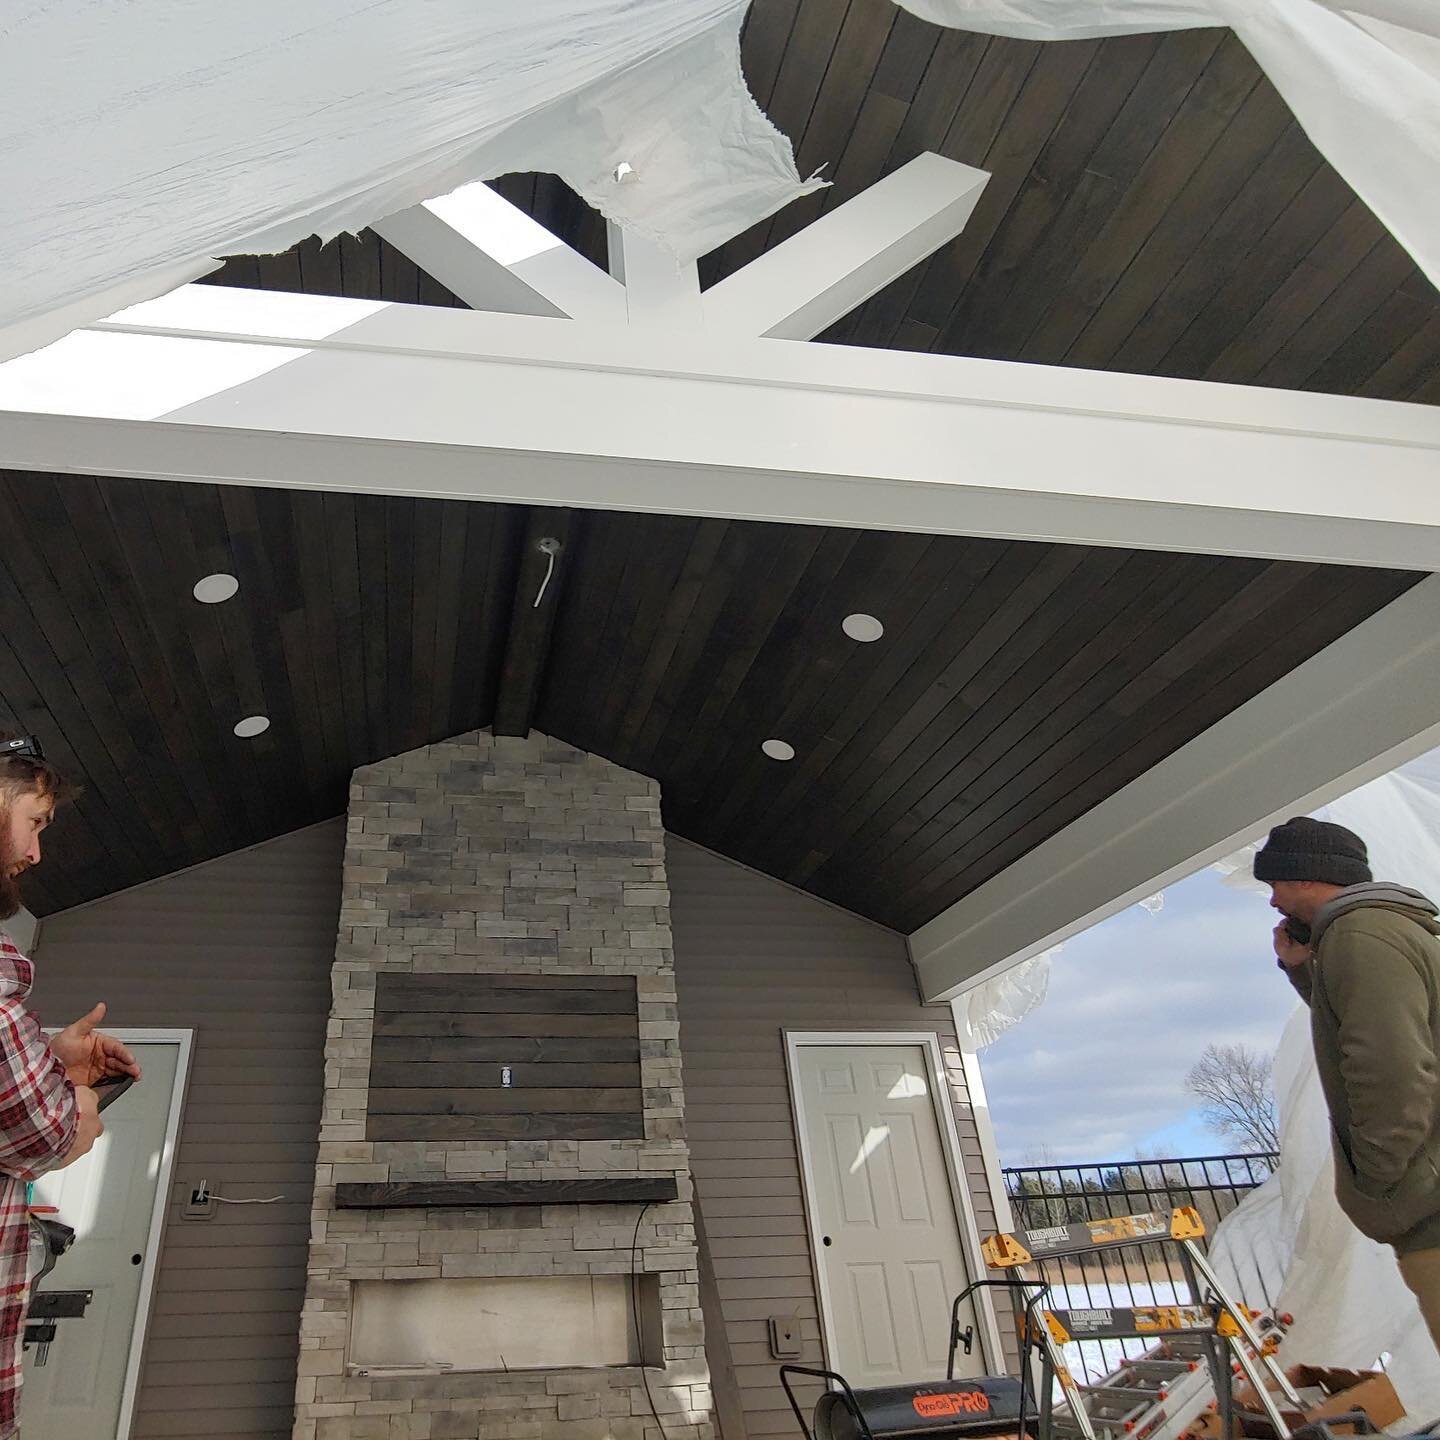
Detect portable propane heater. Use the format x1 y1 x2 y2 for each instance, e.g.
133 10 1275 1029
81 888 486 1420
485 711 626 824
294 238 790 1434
781 1280 1043 1440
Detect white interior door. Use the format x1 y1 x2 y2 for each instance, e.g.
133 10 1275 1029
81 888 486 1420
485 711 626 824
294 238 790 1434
23 1038 184 1439
796 1041 983 1386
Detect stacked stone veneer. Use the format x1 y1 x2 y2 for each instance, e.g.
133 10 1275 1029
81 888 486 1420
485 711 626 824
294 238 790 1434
294 730 712 1440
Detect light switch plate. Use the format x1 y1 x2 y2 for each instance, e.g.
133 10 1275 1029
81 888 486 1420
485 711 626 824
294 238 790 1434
768 1315 802 1360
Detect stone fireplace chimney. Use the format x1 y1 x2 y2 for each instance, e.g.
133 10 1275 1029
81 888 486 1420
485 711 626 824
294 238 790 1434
294 731 713 1440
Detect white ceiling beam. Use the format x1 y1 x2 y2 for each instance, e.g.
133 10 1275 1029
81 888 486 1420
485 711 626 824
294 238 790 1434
1 290 1438 569
607 222 703 330
373 183 626 323
703 153 989 340
909 572 1440 1003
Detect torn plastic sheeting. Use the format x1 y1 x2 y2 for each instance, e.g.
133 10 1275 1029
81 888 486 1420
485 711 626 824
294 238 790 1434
1208 1009 1440 1422
0 0 819 359
894 0 1440 296
1215 746 1440 901
954 950 1054 1050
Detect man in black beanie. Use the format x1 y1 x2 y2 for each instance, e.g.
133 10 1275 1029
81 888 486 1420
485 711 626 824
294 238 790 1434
1257 816 1440 1350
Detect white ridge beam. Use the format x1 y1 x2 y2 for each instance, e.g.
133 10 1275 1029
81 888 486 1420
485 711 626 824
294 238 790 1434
1 290 1438 570
373 183 625 323
909 573 1440 1002
703 153 989 340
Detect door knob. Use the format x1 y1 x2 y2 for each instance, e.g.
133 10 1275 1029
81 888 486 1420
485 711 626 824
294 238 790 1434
822 1236 832 1247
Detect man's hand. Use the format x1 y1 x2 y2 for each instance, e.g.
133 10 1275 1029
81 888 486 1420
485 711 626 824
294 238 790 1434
1273 921 1313 970
51 1003 142 1088
56 1085 103 1170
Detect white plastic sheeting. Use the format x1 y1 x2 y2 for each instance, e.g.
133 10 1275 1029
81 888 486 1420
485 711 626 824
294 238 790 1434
956 894 1167 1048
1206 747 1440 1420
894 1 1440 296
954 950 1055 1050
0 0 819 360
1214 750 1440 903
1208 1011 1440 1423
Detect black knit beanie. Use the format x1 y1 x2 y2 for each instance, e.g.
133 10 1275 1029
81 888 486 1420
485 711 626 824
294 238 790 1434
1253 816 1372 887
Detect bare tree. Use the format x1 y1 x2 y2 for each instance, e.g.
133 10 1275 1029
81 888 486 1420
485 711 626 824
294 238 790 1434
1185 1044 1280 1153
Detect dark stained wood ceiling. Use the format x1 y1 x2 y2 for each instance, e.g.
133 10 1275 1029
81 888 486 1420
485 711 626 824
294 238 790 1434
209 4 1440 403
0 470 1418 931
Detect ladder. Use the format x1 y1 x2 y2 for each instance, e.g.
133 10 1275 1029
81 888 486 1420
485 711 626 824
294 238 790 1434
1050 1338 1216 1440
982 1207 1302 1440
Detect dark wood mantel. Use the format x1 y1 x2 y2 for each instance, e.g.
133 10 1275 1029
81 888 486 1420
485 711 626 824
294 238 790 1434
334 1178 680 1210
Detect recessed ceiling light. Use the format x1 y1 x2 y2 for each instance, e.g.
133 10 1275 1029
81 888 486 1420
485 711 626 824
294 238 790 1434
233 715 270 738
843 613 884 643
762 739 795 762
193 573 239 604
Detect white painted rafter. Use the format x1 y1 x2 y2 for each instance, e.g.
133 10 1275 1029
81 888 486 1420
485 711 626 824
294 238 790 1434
909 573 1440 1002
606 222 703 330
1 287 1437 570
703 153 989 340
373 182 626 323
370 152 985 338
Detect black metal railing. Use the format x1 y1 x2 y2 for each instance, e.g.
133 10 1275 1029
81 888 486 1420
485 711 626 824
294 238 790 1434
1000 1152 1278 1383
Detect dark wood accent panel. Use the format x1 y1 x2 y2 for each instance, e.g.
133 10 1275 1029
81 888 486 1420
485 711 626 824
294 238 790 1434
368 1087 644 1114
366 972 644 1142
335 1178 679 1209
373 1013 639 1044
372 1036 639 1064
367 1113 647 1142
369 1049 639 1083
377 981 637 1015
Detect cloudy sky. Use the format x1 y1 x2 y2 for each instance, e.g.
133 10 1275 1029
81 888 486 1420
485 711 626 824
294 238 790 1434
978 865 1302 1166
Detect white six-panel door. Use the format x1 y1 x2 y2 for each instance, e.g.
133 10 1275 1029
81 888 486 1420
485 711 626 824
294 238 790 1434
794 1041 986 1385
24 1036 187 1439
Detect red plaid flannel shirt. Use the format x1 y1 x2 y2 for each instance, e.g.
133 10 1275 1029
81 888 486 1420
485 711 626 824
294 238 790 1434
0 933 78 1438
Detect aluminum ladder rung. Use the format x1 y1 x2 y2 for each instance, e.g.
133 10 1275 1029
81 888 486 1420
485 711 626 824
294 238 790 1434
1121 1360 1200 1380
1084 1384 1169 1405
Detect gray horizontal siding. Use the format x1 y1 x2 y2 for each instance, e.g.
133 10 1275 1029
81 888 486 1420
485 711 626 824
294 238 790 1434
30 820 344 1440
22 818 1005 1440
666 838 1007 1440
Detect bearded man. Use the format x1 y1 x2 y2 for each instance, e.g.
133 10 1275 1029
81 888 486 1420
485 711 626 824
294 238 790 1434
1259 814 1440 1353
0 735 140 1438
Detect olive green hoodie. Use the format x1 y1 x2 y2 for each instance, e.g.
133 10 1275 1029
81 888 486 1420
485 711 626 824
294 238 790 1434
1287 881 1440 1254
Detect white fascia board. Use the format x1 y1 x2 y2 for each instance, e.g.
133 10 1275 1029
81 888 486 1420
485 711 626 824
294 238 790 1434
911 573 1440 1003
373 183 625 323
703 153 990 340
1 293 1438 569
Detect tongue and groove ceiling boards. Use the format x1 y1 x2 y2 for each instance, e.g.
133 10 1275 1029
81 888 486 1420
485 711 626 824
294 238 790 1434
209 3 1440 400
0 470 1420 928
2 1 1436 931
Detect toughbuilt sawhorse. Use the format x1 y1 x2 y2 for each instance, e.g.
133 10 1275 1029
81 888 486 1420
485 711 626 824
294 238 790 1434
983 1207 1302 1440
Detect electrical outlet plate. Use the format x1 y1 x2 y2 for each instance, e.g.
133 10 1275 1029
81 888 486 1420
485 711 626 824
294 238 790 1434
768 1315 802 1360
181 1184 215 1222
